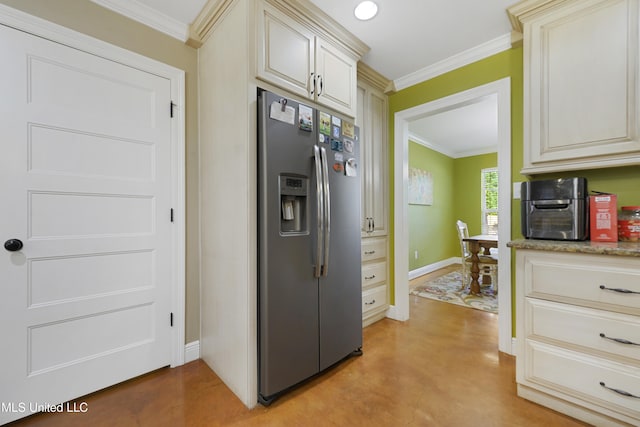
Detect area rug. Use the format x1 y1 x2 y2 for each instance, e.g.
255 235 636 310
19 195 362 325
410 269 498 314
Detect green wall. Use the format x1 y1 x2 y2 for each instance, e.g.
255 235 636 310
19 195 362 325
408 142 497 271
408 142 456 270
454 153 498 236
390 44 640 337
389 47 525 307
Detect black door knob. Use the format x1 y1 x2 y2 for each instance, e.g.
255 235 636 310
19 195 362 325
4 239 23 252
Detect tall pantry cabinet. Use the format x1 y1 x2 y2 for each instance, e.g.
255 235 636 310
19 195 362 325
357 63 391 327
190 0 367 409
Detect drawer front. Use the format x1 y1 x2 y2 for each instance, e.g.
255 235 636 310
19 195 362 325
362 285 388 315
526 298 640 362
523 341 640 419
362 261 386 288
521 251 640 311
361 237 387 262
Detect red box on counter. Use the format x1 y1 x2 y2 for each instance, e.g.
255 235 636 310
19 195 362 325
589 193 617 242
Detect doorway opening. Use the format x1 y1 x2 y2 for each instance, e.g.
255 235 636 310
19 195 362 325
390 78 513 354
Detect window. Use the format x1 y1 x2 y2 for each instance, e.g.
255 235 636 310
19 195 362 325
481 168 498 235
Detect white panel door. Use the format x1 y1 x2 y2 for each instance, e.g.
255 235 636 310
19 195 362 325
0 24 173 424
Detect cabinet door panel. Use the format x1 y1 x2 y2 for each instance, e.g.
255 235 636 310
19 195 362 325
368 90 387 234
525 341 640 419
257 2 313 99
358 82 388 236
523 0 640 172
522 250 640 311
315 38 357 117
357 85 370 234
526 298 640 362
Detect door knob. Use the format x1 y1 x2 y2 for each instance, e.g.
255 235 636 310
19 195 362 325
4 239 23 252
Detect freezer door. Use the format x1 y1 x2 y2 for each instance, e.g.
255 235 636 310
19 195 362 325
258 90 320 398
318 124 363 370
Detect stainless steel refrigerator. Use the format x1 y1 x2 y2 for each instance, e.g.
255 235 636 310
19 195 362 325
257 89 363 405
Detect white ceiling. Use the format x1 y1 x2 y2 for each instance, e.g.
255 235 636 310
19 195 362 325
91 0 519 157
409 94 498 159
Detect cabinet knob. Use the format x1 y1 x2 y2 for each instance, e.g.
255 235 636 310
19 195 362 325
4 239 23 252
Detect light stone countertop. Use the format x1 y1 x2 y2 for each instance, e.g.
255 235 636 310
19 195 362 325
507 239 640 257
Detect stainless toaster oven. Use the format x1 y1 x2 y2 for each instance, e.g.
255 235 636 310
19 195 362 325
521 177 589 241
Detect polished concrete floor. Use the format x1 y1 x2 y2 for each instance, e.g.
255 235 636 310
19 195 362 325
9 273 589 426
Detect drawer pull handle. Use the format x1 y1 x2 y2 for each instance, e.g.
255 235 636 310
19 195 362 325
364 250 376 255
599 333 640 346
365 299 376 305
599 382 640 399
365 275 376 280
599 285 640 295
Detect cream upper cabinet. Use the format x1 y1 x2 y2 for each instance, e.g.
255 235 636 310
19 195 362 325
510 0 640 174
357 78 388 237
257 1 357 117
314 38 357 118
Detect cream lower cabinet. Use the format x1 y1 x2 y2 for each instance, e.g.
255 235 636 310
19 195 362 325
509 0 640 174
361 237 389 327
515 250 640 426
257 0 358 117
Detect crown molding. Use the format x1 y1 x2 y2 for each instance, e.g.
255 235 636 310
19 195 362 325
408 132 456 158
507 0 568 33
189 0 369 58
409 132 497 159
90 0 189 42
357 62 395 94
393 33 512 92
187 0 234 48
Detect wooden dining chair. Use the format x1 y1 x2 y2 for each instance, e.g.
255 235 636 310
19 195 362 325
456 220 498 294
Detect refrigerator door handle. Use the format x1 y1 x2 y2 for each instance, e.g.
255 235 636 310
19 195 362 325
313 145 324 278
320 146 330 277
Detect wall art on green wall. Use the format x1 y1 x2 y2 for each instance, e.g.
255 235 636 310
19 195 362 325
408 167 433 205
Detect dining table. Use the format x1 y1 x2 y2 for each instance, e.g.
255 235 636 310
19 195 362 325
463 234 498 296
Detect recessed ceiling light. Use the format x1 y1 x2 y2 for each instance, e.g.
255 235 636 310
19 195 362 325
354 1 378 21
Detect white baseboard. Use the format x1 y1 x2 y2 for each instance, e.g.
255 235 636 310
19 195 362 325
408 257 459 280
184 340 200 363
385 305 409 322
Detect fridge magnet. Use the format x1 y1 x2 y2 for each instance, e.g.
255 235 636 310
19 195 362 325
331 138 343 152
298 104 313 132
345 158 358 177
343 122 355 139
269 101 295 125
319 134 326 144
332 125 340 139
319 112 331 135
343 139 353 153
334 152 344 162
332 162 344 173
331 115 342 127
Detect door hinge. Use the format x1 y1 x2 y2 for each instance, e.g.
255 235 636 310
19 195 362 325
170 312 174 327
170 102 176 118
170 208 174 222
